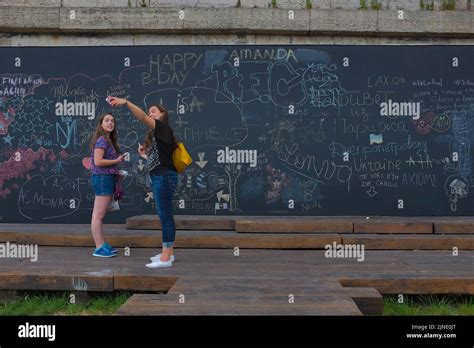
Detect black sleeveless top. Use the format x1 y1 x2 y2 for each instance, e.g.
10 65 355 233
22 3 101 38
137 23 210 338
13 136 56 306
147 119 177 175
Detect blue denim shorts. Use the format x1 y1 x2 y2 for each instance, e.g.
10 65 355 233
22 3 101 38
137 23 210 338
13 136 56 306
91 174 115 196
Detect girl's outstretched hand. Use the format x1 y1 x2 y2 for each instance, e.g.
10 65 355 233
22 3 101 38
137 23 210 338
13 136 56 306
138 143 148 159
138 143 145 155
108 96 127 107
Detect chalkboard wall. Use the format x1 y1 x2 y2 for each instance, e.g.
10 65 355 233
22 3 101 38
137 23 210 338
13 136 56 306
0 45 473 223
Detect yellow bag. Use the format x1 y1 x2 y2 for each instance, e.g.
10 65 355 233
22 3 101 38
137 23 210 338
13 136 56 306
173 142 193 173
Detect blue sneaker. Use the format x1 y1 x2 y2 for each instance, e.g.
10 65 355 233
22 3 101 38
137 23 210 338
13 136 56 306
93 245 116 258
103 242 118 254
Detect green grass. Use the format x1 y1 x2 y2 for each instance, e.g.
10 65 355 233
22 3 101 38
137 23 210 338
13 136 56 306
370 0 382 10
384 295 474 316
441 0 456 10
0 291 133 316
2 292 474 316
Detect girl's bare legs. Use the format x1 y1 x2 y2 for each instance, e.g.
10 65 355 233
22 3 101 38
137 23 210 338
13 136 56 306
91 195 111 248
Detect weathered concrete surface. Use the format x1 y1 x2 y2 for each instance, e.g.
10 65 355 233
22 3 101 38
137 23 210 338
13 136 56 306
309 9 378 34
0 0 61 6
0 6 59 31
0 0 470 10
377 10 474 36
59 7 184 32
182 7 310 34
1 7 472 37
2 33 474 47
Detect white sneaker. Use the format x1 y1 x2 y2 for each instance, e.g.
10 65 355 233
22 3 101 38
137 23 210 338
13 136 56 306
150 254 175 262
145 259 173 268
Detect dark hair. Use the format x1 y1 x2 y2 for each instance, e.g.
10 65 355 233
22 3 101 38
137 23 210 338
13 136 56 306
143 104 177 152
89 113 120 154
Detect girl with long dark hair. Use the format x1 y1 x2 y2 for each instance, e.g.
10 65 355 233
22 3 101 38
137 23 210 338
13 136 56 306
89 113 126 257
108 97 178 268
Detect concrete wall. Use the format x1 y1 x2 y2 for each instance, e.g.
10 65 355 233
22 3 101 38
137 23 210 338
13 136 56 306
0 1 472 45
0 0 472 10
1 33 474 47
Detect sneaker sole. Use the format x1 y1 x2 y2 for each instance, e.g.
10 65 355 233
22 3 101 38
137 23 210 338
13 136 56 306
145 264 172 268
92 253 116 258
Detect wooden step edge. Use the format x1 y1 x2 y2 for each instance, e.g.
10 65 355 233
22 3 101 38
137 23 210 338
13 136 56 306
338 286 383 315
0 273 114 292
434 223 474 234
12 233 343 249
339 278 474 295
126 215 236 230
354 222 433 234
342 235 474 250
114 305 363 316
235 220 353 233
113 275 179 292
0 232 19 243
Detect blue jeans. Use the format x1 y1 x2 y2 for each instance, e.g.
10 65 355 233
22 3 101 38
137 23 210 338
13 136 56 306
151 171 178 248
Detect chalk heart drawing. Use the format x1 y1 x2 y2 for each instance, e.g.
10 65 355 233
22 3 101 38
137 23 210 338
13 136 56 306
18 174 81 220
82 157 92 170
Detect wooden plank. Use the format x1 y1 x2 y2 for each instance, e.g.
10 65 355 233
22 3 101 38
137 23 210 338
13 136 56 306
113 275 178 292
0 232 19 242
341 287 383 315
172 234 342 249
0 224 124 234
167 278 383 315
0 246 471 301
8 229 342 249
115 303 362 315
354 220 432 234
0 273 113 292
0 290 23 302
17 233 94 246
115 293 362 315
342 234 474 250
123 293 359 304
126 215 236 230
434 220 474 234
167 277 345 295
236 219 353 233
339 278 474 294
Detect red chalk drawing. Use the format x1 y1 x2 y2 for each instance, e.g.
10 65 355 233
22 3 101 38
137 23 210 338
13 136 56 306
0 147 56 198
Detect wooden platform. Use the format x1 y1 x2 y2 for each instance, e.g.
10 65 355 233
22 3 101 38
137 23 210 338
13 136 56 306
0 217 472 315
0 224 472 250
126 215 474 234
0 246 472 315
